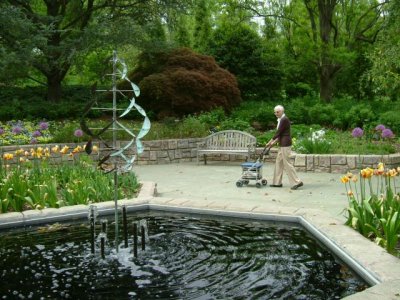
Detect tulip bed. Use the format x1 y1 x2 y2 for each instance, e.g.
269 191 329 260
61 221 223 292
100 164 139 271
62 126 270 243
0 150 139 214
341 163 400 256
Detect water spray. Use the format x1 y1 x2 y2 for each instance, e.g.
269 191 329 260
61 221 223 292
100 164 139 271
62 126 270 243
133 222 138 258
122 205 128 248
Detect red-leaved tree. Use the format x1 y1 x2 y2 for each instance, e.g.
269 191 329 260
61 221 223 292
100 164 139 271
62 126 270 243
125 48 242 119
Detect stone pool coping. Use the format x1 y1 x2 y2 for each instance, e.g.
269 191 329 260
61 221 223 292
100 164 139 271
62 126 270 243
0 181 399 299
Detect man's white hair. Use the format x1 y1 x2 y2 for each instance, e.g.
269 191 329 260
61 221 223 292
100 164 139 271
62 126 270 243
274 105 284 112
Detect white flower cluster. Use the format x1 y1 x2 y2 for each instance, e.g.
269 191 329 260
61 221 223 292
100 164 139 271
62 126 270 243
310 129 326 142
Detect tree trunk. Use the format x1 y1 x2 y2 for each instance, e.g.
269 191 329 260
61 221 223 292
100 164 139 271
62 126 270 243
319 65 334 102
46 74 63 103
317 0 341 102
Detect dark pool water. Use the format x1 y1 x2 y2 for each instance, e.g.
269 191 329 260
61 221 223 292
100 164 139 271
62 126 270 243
0 211 367 299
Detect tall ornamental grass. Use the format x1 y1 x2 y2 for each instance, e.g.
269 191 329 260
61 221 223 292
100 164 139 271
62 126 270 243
341 163 400 256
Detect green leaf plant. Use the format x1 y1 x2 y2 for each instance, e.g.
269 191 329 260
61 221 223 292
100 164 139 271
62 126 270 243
341 163 400 256
0 147 139 213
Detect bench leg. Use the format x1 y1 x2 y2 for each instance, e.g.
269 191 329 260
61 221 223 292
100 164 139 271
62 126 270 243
203 154 207 165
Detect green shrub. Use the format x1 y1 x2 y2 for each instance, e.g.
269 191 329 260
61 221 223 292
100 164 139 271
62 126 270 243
291 124 322 139
50 120 83 143
176 116 209 137
197 107 226 127
341 104 376 129
286 97 315 125
308 103 338 126
219 118 253 132
0 86 94 121
379 111 400 134
255 131 275 146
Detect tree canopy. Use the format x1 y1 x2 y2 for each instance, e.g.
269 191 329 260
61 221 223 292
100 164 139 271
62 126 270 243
0 0 398 109
0 0 192 102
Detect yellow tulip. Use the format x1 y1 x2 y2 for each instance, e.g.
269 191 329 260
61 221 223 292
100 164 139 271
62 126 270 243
347 190 354 197
60 146 69 155
15 149 24 156
351 175 358 182
52 145 60 153
360 168 373 179
3 153 14 160
340 175 350 183
346 172 353 178
72 146 83 153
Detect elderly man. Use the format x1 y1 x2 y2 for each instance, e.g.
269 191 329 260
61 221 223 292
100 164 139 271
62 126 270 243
265 105 303 190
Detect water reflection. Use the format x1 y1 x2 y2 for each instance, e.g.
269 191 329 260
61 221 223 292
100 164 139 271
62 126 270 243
0 212 367 299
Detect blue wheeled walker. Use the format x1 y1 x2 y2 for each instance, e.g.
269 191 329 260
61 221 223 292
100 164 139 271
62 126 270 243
236 147 270 188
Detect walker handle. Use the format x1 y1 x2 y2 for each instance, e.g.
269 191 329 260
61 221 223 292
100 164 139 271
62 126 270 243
260 146 271 158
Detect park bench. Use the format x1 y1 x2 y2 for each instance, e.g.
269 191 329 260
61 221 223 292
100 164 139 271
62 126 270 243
197 130 257 164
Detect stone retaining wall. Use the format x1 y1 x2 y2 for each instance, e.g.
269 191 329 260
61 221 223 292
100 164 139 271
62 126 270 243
293 153 400 173
137 139 400 173
1 139 400 173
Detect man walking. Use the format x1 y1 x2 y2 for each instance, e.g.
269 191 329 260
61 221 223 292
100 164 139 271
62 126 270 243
265 105 303 190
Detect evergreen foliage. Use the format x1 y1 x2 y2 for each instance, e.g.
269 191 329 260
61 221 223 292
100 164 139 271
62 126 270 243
209 23 283 101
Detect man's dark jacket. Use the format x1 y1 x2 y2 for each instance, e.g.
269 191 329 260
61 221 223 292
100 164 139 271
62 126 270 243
273 116 292 147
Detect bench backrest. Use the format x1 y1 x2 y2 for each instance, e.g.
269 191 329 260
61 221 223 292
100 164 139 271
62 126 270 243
204 130 256 150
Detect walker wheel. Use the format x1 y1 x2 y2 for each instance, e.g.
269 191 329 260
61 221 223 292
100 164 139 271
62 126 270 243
236 181 243 187
262 179 268 185
256 182 262 188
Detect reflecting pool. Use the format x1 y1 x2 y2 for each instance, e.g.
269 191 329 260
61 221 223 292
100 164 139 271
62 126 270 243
0 211 367 299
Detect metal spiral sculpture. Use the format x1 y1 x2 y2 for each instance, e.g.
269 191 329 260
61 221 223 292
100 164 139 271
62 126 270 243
80 50 151 252
80 51 151 173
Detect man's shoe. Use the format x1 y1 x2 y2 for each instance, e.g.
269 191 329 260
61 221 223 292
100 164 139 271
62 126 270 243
291 182 303 190
270 184 283 187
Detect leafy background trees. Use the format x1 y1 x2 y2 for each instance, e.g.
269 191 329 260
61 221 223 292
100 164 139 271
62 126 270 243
0 0 398 121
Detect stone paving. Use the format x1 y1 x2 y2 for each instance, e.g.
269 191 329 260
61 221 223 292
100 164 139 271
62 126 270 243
134 162 400 299
1 161 399 299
